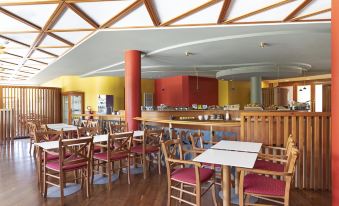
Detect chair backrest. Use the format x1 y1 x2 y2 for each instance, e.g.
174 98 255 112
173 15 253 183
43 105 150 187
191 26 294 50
285 146 299 174
144 129 163 147
34 130 64 143
109 123 128 134
107 132 133 156
189 132 205 150
58 137 93 171
161 139 184 171
27 122 37 136
84 120 99 128
77 126 100 138
73 118 82 127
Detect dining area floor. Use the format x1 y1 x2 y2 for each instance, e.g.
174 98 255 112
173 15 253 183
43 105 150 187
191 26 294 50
0 139 332 206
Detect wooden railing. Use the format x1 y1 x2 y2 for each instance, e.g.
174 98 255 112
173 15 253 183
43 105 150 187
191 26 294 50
240 111 331 191
0 86 61 139
0 109 15 143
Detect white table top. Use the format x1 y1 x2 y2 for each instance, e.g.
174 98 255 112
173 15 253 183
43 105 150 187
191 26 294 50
47 123 78 131
211 140 262 153
35 134 109 150
193 149 258 168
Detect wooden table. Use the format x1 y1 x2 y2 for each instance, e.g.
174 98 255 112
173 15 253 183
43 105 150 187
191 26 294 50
46 123 78 132
193 141 262 206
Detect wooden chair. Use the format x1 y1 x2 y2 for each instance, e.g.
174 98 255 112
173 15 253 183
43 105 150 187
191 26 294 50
238 146 299 206
84 120 99 128
131 129 163 179
161 139 217 206
92 132 133 190
34 130 64 194
77 126 101 153
43 137 94 205
27 122 38 154
109 123 128 133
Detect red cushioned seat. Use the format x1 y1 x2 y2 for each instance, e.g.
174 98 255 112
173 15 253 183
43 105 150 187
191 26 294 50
131 145 159 154
254 160 284 172
244 174 285 196
171 168 214 185
46 160 88 172
93 145 101 153
93 152 129 161
41 153 72 162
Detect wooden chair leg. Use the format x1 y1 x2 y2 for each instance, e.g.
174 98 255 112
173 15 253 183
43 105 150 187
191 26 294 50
86 166 90 198
43 166 47 198
211 183 218 206
108 161 112 191
239 172 244 206
167 180 172 206
196 185 201 206
127 156 131 184
60 172 65 206
158 151 161 175
179 182 183 204
142 153 147 179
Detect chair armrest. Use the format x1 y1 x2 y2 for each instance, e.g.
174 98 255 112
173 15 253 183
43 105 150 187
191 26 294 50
168 158 201 167
238 168 292 177
258 154 287 163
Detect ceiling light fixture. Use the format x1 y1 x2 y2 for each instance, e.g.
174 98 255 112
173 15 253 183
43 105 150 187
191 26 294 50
185 51 193 56
260 42 268 48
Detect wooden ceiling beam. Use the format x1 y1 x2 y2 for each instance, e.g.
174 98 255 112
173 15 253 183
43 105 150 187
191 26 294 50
66 3 99 29
36 45 71 48
143 0 160 26
26 2 66 59
290 8 331 21
0 30 39 34
27 58 48 65
47 33 74 46
217 0 231 24
0 59 18 65
0 35 30 47
35 48 58 57
284 0 312 21
224 0 292 24
161 0 222 26
4 51 23 58
100 0 143 29
0 7 41 30
23 65 40 70
0 0 59 6
46 28 95 32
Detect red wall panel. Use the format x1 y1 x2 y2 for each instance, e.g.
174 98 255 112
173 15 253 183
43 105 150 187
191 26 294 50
155 76 218 106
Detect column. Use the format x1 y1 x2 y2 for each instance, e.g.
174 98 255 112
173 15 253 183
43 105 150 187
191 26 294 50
250 76 262 104
332 0 339 205
125 50 141 131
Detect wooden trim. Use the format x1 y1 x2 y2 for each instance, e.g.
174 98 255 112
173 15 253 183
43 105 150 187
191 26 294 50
47 33 74 46
66 3 99 29
0 7 41 30
291 8 331 21
217 0 231 23
143 0 160 26
224 0 292 24
100 0 144 29
160 0 222 26
0 35 30 47
283 0 312 21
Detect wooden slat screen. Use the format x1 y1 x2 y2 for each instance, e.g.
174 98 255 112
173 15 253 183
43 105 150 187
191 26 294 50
0 86 61 140
240 111 331 190
0 109 15 143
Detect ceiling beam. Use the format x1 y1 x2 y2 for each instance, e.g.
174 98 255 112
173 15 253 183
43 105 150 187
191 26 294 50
66 3 99 29
0 7 74 46
284 0 312 21
28 58 48 65
217 0 231 24
0 59 18 65
143 0 160 26
4 51 23 58
100 0 143 29
161 0 222 26
0 0 59 6
224 0 293 24
291 8 331 21
46 28 95 32
35 48 58 57
0 35 30 47
36 45 71 48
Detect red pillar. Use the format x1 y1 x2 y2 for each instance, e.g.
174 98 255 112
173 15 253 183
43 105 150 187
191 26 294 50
333 0 339 205
125 50 141 131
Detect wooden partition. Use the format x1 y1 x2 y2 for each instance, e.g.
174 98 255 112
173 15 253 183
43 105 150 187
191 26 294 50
240 111 331 191
0 109 15 143
0 86 61 140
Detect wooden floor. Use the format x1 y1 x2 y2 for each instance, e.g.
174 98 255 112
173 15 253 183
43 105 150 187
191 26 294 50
0 139 332 206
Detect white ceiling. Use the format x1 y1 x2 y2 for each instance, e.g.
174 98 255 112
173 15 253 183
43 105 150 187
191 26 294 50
0 0 332 83
31 22 330 84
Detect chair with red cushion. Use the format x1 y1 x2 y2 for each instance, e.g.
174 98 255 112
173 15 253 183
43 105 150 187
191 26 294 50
92 132 133 190
161 139 217 206
238 146 299 206
131 129 163 179
109 123 128 134
77 126 101 153
34 130 65 194
42 137 93 205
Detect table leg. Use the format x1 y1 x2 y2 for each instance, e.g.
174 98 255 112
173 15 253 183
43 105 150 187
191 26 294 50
222 165 231 206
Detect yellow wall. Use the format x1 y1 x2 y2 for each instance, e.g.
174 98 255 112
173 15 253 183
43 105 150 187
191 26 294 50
218 80 251 108
42 76 154 111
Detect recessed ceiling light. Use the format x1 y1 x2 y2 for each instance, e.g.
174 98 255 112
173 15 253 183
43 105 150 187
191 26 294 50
260 42 268 48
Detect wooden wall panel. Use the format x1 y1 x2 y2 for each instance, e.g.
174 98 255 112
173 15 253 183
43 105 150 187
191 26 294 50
240 111 331 191
0 86 61 140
